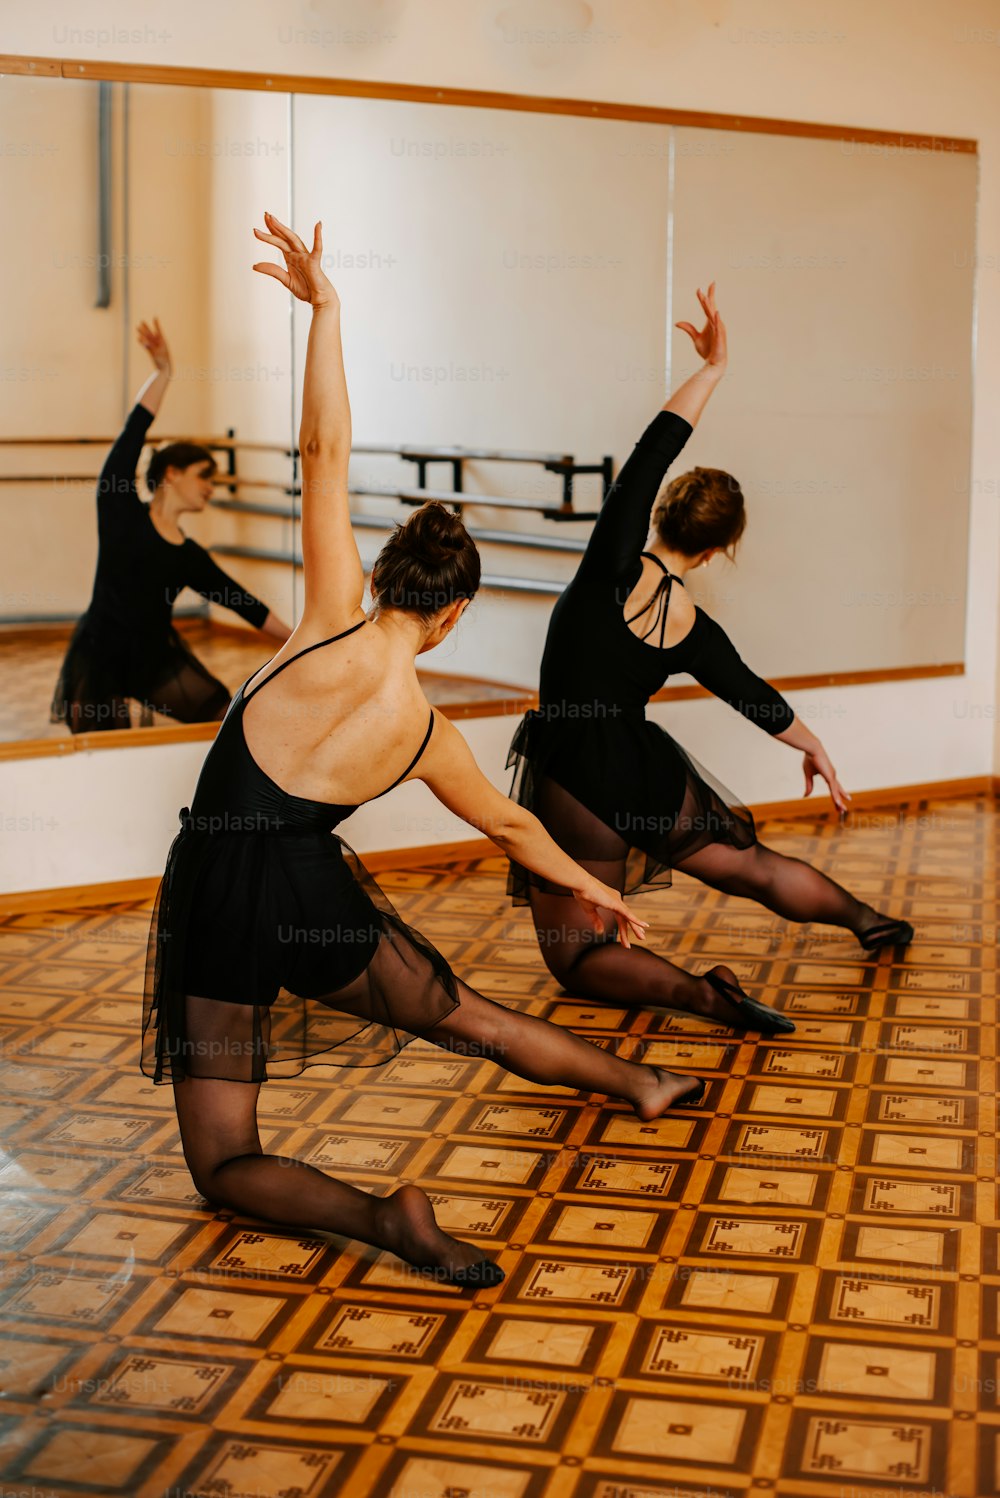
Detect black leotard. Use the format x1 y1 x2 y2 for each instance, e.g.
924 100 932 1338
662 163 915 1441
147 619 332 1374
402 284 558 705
507 409 794 900
141 623 454 1084
52 403 270 732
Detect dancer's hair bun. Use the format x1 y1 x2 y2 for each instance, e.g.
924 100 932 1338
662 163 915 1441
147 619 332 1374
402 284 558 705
653 466 745 559
400 501 469 562
371 501 482 619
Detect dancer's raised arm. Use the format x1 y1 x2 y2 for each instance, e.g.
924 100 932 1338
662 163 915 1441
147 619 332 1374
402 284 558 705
254 212 363 627
581 284 727 582
94 320 175 527
135 319 172 418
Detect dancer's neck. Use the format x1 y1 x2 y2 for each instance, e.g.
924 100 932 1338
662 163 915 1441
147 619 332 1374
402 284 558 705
367 606 438 659
643 543 709 579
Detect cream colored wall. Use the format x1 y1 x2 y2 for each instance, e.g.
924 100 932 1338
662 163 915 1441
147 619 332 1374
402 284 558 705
1 0 998 894
0 77 125 622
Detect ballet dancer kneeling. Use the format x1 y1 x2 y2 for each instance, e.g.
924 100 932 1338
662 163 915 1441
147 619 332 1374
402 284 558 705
507 282 912 1038
141 215 704 1290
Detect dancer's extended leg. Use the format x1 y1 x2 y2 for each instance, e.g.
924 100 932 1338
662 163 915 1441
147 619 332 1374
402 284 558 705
422 976 703 1117
674 836 892 940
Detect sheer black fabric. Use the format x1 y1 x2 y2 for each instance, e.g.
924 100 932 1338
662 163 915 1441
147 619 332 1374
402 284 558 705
52 617 231 732
52 404 269 732
507 710 756 904
141 625 455 1084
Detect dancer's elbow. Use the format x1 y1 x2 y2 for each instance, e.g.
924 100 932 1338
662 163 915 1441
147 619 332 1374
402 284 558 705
301 433 348 462
485 805 537 854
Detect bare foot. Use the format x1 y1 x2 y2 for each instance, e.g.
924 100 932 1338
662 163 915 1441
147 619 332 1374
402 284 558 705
373 1183 504 1284
631 1065 706 1121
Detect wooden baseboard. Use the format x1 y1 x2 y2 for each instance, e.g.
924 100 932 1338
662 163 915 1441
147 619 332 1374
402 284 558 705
0 778 995 918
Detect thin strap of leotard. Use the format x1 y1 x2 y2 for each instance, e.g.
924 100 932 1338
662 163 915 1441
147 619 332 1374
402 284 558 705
377 707 436 797
242 619 367 703
624 551 676 648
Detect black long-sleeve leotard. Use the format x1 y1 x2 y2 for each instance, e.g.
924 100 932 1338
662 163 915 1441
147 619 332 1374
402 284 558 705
52 404 270 730
539 409 794 729
508 408 795 899
90 404 268 635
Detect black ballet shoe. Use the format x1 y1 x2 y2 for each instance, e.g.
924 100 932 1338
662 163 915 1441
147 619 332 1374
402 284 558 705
703 971 796 1036
857 919 914 953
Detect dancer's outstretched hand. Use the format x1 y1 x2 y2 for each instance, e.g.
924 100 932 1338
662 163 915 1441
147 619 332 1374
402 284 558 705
253 212 337 308
573 878 649 950
802 746 851 817
137 318 172 375
676 282 727 368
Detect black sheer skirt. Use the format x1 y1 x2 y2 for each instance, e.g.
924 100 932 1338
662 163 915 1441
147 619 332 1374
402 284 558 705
506 710 757 903
141 818 460 1084
51 611 229 732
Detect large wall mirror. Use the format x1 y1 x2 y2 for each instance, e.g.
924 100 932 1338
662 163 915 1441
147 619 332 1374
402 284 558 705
0 66 978 749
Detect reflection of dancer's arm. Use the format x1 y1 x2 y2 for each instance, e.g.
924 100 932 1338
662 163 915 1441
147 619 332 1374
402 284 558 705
582 284 727 579
687 615 851 814
183 545 291 641
254 213 362 626
419 713 649 947
135 318 172 418
98 319 173 513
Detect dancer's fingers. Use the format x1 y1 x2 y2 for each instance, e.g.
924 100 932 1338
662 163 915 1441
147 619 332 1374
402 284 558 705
252 262 291 288
264 210 308 254
675 321 698 342
312 220 323 258
830 774 850 814
254 226 289 251
609 897 649 950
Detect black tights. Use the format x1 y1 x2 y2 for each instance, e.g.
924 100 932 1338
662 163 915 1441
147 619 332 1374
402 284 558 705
528 836 882 1017
171 975 700 1274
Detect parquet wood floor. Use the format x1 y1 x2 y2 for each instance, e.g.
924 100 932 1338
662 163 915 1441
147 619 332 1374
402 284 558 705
0 792 996 1497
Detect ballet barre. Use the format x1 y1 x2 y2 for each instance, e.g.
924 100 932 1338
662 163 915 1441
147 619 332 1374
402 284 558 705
0 433 612 517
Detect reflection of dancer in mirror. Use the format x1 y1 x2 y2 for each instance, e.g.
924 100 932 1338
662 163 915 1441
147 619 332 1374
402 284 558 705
507 283 913 1036
142 215 705 1291
52 319 291 734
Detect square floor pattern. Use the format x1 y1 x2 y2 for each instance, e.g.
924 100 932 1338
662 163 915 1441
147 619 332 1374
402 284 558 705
0 792 996 1497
